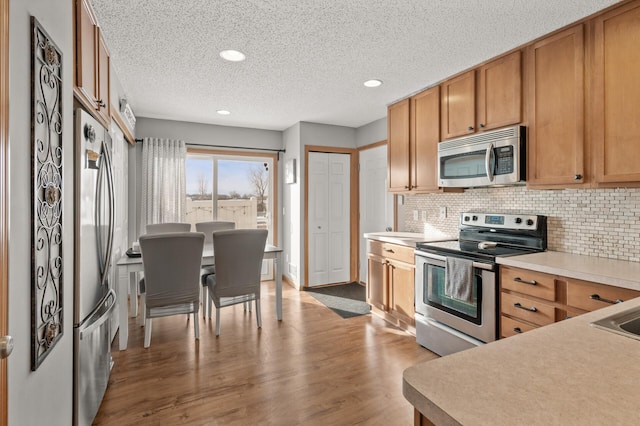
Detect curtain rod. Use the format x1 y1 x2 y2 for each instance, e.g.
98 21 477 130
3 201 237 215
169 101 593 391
134 138 285 155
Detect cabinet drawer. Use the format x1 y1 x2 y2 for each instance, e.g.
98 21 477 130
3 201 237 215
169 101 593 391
368 240 414 264
566 279 640 312
501 292 556 326
500 266 556 301
501 315 537 338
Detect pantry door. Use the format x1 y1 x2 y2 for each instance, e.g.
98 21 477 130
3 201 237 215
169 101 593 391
308 152 350 287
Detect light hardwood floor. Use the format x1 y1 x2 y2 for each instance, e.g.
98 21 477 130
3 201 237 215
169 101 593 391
94 282 438 425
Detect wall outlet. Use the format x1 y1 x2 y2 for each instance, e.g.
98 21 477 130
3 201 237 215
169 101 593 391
439 206 447 219
413 210 419 221
421 211 427 222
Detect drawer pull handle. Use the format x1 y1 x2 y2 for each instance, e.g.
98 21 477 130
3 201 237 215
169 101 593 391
383 248 394 253
514 302 537 312
513 277 537 285
589 294 623 305
513 327 522 334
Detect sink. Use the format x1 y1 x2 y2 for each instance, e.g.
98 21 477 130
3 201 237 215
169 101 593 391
591 306 640 341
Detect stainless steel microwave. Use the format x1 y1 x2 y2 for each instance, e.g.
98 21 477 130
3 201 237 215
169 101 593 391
437 125 525 188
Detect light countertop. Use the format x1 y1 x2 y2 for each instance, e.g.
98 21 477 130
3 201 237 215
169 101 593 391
403 296 640 425
363 231 454 247
497 251 640 292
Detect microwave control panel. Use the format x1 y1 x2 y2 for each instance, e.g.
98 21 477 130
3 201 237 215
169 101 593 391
494 146 514 175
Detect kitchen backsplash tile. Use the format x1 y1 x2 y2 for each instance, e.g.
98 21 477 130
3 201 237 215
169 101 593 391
403 186 640 262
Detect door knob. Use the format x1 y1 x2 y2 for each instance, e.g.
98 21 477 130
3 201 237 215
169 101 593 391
0 335 13 359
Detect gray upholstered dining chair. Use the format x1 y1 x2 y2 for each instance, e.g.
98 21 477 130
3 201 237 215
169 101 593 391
146 222 191 234
133 222 192 314
195 221 236 318
206 229 268 336
138 232 204 348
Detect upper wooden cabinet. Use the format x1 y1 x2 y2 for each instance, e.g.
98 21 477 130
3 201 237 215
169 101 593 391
477 50 522 132
441 51 522 140
591 1 640 185
410 86 441 192
526 25 585 187
388 86 452 193
440 70 476 139
387 98 411 192
75 0 111 125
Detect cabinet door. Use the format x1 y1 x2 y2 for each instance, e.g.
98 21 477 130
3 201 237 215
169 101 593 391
477 51 522 131
410 86 440 192
75 0 98 107
526 25 585 186
387 99 411 192
367 254 387 311
97 29 111 120
592 2 640 184
441 70 475 139
388 259 415 325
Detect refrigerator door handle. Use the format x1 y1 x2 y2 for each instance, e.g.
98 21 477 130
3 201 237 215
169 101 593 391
95 145 107 284
79 289 116 339
102 141 116 282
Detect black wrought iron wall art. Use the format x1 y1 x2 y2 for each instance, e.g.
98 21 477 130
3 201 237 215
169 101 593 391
31 17 63 370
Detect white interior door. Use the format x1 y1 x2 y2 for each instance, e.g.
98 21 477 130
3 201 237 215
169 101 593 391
359 145 394 284
308 152 350 287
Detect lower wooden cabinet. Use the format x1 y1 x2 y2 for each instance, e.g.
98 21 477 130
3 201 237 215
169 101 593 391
388 258 415 324
499 265 640 338
367 255 387 311
367 240 415 330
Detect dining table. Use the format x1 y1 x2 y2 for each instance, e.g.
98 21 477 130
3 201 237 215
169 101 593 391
115 243 283 350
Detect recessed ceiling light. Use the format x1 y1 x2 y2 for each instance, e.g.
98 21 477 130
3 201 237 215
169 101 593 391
364 79 383 88
219 50 246 62
217 110 231 115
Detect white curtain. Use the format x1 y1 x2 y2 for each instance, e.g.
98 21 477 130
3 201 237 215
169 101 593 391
141 138 187 232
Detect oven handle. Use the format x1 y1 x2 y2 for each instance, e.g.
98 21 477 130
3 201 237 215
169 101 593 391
415 250 495 271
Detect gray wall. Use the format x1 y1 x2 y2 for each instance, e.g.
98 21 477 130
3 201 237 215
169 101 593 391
9 0 74 424
355 117 386 147
136 117 283 150
283 122 358 287
299 121 356 149
282 123 302 287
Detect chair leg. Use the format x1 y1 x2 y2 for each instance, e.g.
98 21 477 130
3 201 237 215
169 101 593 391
194 311 200 340
215 308 221 336
139 295 146 327
144 318 152 348
208 296 212 319
256 299 262 328
201 285 205 318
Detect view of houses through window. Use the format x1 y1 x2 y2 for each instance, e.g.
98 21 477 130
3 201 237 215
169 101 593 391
185 152 273 243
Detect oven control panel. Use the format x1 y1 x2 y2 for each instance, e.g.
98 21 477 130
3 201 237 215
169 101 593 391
460 212 539 230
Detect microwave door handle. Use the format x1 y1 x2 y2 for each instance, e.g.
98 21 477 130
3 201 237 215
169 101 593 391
485 143 495 182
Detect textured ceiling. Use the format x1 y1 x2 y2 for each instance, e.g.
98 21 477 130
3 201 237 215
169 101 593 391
90 0 621 132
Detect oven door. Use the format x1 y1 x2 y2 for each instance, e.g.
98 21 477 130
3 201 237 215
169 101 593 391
415 250 497 343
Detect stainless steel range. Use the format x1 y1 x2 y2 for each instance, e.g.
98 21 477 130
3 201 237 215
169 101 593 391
414 212 547 356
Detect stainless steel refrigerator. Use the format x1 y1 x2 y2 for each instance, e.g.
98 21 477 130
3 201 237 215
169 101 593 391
73 108 116 426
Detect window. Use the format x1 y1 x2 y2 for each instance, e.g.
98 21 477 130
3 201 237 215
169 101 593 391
185 150 276 245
